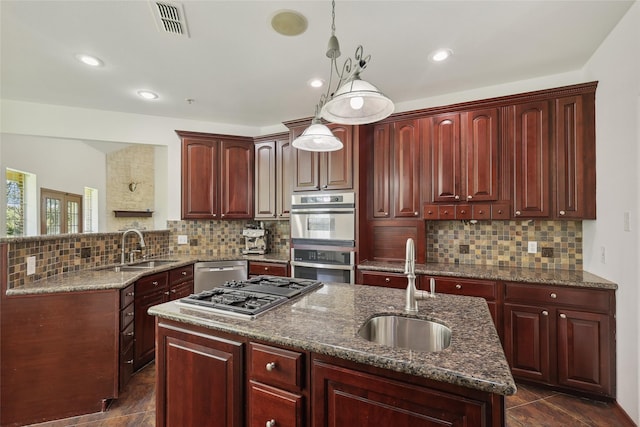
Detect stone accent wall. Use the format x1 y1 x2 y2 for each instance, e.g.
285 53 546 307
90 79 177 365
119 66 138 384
106 145 155 231
426 220 582 269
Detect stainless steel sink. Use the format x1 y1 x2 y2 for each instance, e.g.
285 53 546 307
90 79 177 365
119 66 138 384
358 315 452 352
112 259 178 272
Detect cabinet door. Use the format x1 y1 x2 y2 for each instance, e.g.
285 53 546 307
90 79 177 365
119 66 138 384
320 124 353 190
312 360 485 427
393 120 421 217
431 113 461 203
220 140 254 219
511 101 551 218
134 289 167 370
249 381 303 427
276 138 294 218
371 123 391 218
293 149 320 191
464 108 499 202
181 139 218 219
156 324 244 427
169 281 193 301
504 303 552 383
557 309 612 395
554 95 596 219
254 141 277 219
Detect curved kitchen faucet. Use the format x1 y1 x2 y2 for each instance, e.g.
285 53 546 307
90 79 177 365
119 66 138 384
404 238 432 314
121 229 146 265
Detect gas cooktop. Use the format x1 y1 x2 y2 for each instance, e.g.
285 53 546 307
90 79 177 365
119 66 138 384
177 275 322 319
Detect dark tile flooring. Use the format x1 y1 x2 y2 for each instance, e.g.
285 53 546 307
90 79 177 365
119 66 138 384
29 363 633 427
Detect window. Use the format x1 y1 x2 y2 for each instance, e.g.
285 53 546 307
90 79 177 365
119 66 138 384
40 188 83 235
84 187 99 233
6 169 37 236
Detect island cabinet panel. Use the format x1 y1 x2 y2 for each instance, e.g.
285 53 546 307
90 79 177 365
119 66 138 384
179 131 254 220
290 123 354 192
312 357 502 427
156 320 244 427
503 282 615 398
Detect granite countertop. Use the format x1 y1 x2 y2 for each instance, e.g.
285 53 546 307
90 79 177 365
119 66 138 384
149 282 516 396
358 260 617 290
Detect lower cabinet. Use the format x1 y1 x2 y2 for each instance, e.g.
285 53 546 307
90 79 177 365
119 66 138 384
248 261 289 277
156 320 244 427
119 284 136 390
358 270 410 289
503 282 615 398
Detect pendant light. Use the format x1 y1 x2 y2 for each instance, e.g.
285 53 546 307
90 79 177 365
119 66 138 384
292 0 393 152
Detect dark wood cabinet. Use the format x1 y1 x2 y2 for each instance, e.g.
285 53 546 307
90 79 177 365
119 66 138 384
503 282 615 398
358 270 410 289
156 320 244 427
248 261 288 277
254 133 292 219
119 284 136 390
371 123 392 218
178 131 254 220
289 123 354 192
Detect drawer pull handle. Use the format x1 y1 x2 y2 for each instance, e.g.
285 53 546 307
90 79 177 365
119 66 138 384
560 313 567 319
153 281 159 286
542 310 548 316
515 210 521 216
164 291 170 295
550 293 557 299
171 289 177 293
182 271 187 276
126 359 134 364
478 210 484 214
265 267 269 271
266 420 276 427
126 331 135 336
385 278 390 283
467 195 473 199
266 362 277 372
126 291 135 297
455 284 462 289
454 195 460 200
126 312 134 317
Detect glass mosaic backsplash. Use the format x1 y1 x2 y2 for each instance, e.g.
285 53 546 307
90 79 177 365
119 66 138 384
426 220 582 269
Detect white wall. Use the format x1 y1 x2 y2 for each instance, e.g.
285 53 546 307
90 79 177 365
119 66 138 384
581 2 640 422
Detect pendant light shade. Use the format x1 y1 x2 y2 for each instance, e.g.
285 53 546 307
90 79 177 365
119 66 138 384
320 75 394 125
291 121 343 152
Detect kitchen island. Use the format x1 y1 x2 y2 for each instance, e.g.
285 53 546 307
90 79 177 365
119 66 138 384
149 281 516 427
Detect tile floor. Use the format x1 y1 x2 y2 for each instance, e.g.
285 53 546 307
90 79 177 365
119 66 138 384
29 363 634 426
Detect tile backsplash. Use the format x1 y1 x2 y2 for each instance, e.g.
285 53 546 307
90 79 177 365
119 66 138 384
426 220 582 269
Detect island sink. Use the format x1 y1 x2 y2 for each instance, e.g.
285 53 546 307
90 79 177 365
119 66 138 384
358 314 452 352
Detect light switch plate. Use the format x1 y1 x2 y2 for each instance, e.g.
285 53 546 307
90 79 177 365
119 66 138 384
27 256 36 275
527 241 537 254
177 235 188 245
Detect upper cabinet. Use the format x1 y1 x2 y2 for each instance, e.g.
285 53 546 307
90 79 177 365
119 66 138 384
178 131 254 220
254 133 292 220
288 122 354 192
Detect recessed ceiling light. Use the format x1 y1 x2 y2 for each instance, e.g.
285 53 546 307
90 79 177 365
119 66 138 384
271 10 308 36
137 90 159 100
75 54 103 67
308 78 324 88
430 48 453 62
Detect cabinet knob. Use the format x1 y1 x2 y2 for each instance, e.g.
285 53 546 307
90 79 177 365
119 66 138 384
385 278 390 283
460 209 466 214
126 359 134 364
383 212 388 216
153 281 159 286
427 210 433 215
560 313 567 319
266 362 277 372
126 331 134 336
454 195 460 200
455 284 462 289
467 195 473 199
559 210 566 216
515 210 521 216
126 291 135 297
498 209 504 214
265 267 269 271
266 420 276 427
550 292 557 299
323 185 328 189
182 271 187 276
478 210 484 214
171 289 176 293
414 211 418 216
126 312 134 317
221 214 225 217
542 310 549 316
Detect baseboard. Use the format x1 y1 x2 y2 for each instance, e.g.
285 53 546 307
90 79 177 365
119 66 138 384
613 401 638 427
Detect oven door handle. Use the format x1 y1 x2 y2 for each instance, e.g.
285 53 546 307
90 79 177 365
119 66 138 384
290 208 354 214
290 261 355 271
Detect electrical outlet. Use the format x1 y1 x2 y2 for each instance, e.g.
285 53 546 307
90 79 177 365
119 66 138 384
177 235 188 245
459 244 470 254
527 241 537 254
541 247 554 258
27 256 36 275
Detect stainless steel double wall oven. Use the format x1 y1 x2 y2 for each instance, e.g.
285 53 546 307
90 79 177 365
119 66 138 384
289 192 356 284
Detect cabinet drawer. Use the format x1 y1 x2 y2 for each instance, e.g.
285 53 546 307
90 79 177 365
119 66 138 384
432 277 497 300
120 319 135 350
250 342 304 391
120 304 135 327
472 204 491 220
169 264 194 284
249 381 304 427
359 271 407 289
249 262 288 277
136 272 168 296
120 284 135 309
119 342 134 391
505 282 612 313
491 203 510 220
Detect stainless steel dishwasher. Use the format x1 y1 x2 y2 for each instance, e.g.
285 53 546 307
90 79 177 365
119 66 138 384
194 260 248 293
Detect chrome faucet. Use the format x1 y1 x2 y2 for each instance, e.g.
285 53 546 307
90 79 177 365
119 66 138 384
121 229 146 265
404 238 431 314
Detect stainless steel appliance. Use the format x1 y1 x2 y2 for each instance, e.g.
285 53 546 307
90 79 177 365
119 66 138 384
290 192 356 284
194 261 248 293
177 275 322 319
242 224 267 255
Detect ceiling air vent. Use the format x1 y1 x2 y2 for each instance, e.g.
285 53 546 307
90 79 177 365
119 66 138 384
150 1 190 37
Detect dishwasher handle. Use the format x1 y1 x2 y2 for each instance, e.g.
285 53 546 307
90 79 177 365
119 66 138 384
200 266 244 272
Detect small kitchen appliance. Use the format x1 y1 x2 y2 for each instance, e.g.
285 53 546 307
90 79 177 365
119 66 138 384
177 275 322 319
242 223 267 255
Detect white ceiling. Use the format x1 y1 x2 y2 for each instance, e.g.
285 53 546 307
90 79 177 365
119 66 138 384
1 0 634 129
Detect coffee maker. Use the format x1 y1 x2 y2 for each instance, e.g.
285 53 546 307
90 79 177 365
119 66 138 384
242 223 268 255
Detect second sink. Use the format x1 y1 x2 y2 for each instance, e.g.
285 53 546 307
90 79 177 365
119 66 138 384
358 315 452 352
